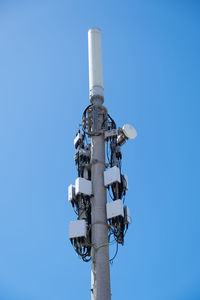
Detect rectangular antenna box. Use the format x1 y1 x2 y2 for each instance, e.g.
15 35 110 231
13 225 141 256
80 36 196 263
106 199 124 220
104 166 121 187
75 177 92 196
68 184 75 202
124 206 131 224
69 220 87 239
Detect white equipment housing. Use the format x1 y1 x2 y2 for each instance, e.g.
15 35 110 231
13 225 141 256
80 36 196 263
104 166 121 187
69 220 87 239
68 184 75 202
124 206 131 224
75 177 92 196
74 133 83 148
106 199 124 220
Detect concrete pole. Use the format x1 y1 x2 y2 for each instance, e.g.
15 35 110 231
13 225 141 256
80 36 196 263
88 28 111 300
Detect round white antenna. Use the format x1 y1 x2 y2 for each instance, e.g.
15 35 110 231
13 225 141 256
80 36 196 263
122 124 137 139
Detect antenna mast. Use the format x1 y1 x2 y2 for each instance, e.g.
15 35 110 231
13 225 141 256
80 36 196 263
68 28 136 300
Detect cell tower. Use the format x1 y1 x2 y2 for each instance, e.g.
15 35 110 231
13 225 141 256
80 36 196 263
68 28 137 300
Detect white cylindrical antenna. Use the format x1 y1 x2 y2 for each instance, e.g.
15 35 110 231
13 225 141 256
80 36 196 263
88 28 104 104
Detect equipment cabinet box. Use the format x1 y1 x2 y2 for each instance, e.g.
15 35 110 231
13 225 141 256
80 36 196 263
104 166 121 187
69 220 87 239
68 184 75 202
124 206 130 224
75 177 92 196
106 199 124 220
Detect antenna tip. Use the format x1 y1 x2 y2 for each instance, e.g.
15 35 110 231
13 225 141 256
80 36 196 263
88 27 101 34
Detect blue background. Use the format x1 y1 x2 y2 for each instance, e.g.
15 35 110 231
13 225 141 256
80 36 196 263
0 1 200 299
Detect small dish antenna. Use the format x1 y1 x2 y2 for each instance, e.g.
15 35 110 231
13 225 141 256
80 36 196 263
117 124 137 146
122 124 137 139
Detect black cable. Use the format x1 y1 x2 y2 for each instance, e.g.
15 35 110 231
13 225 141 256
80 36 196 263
82 104 93 136
83 256 91 262
123 225 128 237
101 113 107 130
82 103 105 136
82 104 93 120
108 186 114 200
77 150 80 177
109 240 119 264
74 244 91 262
73 206 79 215
107 113 116 129
106 141 109 163
106 140 112 167
122 193 126 204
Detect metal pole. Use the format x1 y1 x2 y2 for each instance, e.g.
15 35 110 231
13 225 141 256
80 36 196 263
88 28 111 300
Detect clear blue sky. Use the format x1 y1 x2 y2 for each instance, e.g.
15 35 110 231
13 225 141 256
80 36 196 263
0 1 200 299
